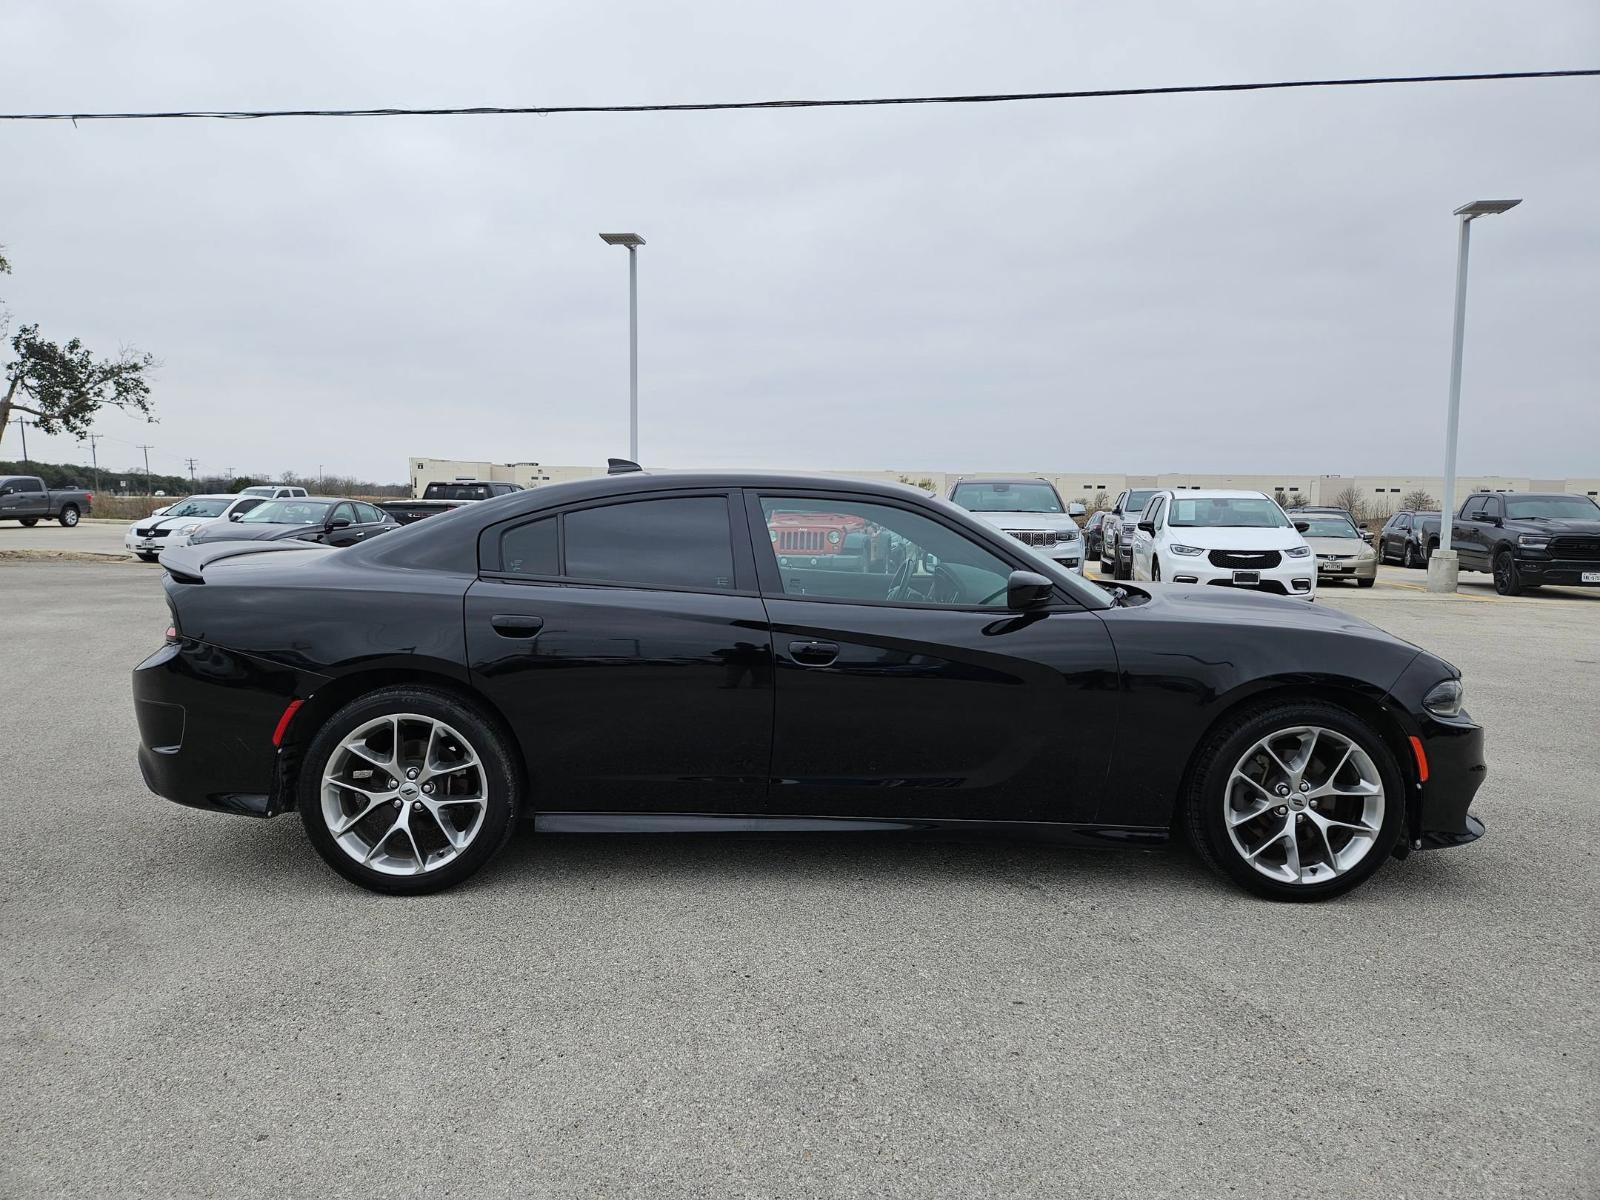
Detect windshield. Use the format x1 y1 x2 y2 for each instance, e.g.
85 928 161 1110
951 482 1063 514
239 487 277 497
1299 516 1360 538
238 500 331 525
1170 497 1291 529
1504 495 1600 520
1125 489 1158 514
161 498 232 519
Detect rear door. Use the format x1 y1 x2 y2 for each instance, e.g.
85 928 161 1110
749 489 1118 824
465 490 773 814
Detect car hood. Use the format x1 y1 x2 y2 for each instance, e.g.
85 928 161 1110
1125 581 1391 635
190 522 314 544
131 512 222 534
1165 527 1304 551
968 511 1079 532
1304 535 1370 554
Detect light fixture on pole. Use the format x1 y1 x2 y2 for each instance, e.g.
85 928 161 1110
1428 198 1521 594
599 232 645 462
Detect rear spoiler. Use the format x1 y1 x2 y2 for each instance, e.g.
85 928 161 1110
160 540 333 584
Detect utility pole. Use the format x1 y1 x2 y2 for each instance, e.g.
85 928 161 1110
88 434 102 496
138 444 154 495
185 457 198 486
15 417 27 465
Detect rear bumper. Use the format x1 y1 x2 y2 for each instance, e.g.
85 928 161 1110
133 639 321 818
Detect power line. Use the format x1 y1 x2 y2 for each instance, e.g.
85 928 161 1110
3 69 1595 123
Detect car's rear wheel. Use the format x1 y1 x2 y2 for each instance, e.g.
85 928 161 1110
1184 701 1403 901
299 686 520 894
59 505 80 527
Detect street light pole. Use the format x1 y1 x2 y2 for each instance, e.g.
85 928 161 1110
599 233 646 462
15 417 27 465
1428 199 1521 594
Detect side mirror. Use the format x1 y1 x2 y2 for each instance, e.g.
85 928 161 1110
0 487 12 496
327 517 352 530
1006 570 1054 611
1293 520 1311 533
228 511 244 521
1137 519 1156 534
1358 523 1369 531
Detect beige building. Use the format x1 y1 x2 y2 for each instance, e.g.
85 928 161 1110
408 457 1599 512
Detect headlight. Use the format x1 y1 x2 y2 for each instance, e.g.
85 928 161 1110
180 523 203 535
1169 543 1205 556
826 529 841 545
1358 545 1375 557
1423 679 1464 718
1518 534 1549 549
1285 545 1311 559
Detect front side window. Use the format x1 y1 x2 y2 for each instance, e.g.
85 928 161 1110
760 497 1014 607
950 481 1063 514
564 496 734 591
331 502 357 524
1169 497 1290 529
1461 497 1489 520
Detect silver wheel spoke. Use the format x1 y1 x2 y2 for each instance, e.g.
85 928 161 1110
322 712 490 877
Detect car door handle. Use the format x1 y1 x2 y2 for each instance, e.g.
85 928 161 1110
491 615 545 638
788 639 839 666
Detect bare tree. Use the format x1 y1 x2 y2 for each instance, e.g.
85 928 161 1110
1331 485 1367 522
1091 490 1112 512
1401 488 1436 511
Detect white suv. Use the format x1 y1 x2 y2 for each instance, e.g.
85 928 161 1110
1129 489 1316 600
947 477 1086 573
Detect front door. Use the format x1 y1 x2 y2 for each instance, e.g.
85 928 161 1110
749 491 1118 824
465 491 773 814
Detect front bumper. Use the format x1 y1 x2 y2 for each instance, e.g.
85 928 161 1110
1163 557 1316 599
1512 555 1600 587
1315 555 1377 582
1388 656 1488 853
134 638 320 818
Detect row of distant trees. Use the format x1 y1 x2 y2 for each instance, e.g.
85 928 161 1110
0 458 409 498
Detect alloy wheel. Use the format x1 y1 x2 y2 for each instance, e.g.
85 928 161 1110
1223 725 1385 886
320 713 489 876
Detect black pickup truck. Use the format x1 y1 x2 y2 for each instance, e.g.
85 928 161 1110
378 480 524 525
0 475 94 527
1432 491 1600 594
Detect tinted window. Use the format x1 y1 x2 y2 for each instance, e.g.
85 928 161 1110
500 516 559 576
356 503 385 523
1461 497 1489 520
564 497 734 591
331 502 357 524
1395 514 1410 530
1505 494 1600 520
760 497 1013 608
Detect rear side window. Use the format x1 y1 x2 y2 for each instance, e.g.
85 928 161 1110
565 497 734 591
500 517 558 576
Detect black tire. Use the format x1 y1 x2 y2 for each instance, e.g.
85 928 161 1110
1112 544 1131 581
1492 549 1523 596
19 517 39 527
1356 577 1375 588
1403 542 1419 569
58 505 80 527
136 552 159 563
298 685 521 894
1183 700 1405 901
1150 556 1161 582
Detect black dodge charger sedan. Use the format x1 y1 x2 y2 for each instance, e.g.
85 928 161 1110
133 469 1486 900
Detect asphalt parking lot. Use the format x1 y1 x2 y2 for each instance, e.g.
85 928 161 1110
2 559 1596 1198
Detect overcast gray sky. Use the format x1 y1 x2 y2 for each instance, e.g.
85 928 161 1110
3 0 1597 484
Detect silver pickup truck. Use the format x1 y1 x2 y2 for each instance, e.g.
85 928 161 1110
0 475 94 527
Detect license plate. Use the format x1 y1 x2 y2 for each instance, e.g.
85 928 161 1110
1232 570 1260 585
1323 563 1348 572
1584 572 1600 584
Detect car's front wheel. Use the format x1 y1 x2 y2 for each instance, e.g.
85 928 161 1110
1403 542 1419 569
19 517 39 527
1184 701 1403 901
299 686 521 894
1492 550 1524 596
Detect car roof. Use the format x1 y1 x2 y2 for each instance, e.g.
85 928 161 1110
952 477 1053 487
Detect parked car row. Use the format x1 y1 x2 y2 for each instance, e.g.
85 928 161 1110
125 491 398 560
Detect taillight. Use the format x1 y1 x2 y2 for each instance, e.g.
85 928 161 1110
86 493 95 504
